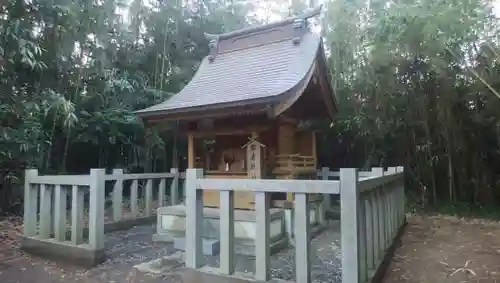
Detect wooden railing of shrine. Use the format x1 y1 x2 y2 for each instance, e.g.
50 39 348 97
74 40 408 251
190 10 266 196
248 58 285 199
184 166 405 283
21 168 184 266
273 154 316 174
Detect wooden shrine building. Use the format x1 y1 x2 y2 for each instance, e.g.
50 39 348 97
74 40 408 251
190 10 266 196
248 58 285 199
136 6 337 210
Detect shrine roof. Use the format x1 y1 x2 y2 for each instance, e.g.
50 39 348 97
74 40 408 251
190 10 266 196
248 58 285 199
136 6 336 121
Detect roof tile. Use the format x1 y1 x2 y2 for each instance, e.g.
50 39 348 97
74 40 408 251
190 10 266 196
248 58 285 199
137 17 323 116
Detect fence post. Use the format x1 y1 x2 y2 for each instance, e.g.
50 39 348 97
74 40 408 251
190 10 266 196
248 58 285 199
295 192 311 283
130 179 139 217
319 167 331 226
89 168 106 251
38 184 52 239
54 184 67 241
145 179 153 216
386 167 396 244
220 189 235 275
255 191 270 281
71 185 84 244
340 168 359 283
112 169 124 222
23 169 38 237
185 168 204 269
158 178 166 207
371 167 385 263
396 166 405 227
170 168 179 205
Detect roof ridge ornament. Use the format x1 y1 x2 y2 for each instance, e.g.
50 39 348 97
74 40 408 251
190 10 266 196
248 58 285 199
207 36 220 63
292 18 307 46
204 5 322 42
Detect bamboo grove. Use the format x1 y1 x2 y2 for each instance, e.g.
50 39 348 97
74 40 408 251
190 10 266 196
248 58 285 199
1 0 500 212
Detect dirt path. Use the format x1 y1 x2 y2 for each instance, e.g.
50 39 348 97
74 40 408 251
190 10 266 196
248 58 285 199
383 214 500 283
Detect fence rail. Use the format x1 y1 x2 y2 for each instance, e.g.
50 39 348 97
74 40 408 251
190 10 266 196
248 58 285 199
185 166 405 283
21 166 405 282
21 168 184 266
186 168 340 282
341 167 405 283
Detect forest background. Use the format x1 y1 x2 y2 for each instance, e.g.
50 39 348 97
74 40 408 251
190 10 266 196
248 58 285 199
1 0 500 216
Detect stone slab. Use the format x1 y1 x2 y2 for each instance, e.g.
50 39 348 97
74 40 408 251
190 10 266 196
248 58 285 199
21 236 105 267
156 206 287 242
169 234 289 257
134 251 185 274
156 205 289 256
158 217 285 241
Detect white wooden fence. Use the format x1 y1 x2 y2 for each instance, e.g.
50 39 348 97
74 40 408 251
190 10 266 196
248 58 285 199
184 167 405 283
341 167 405 283
21 168 184 265
21 165 405 279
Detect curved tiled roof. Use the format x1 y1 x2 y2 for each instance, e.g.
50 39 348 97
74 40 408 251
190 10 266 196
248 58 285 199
136 6 334 119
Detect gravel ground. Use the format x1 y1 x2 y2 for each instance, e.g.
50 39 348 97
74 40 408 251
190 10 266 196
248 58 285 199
200 220 342 283
0 218 342 283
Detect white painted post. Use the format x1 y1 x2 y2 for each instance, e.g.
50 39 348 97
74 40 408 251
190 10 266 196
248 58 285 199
145 179 153 216
170 168 179 205
112 169 124 222
39 184 52 239
255 191 270 281
23 169 38 237
381 177 389 250
319 167 330 226
370 189 379 268
130 179 139 217
295 192 311 283
185 169 204 269
220 190 234 275
358 194 367 282
387 167 396 243
182 179 187 204
364 194 375 275
340 168 359 283
71 185 84 244
54 185 67 241
396 166 405 227
88 169 105 250
389 185 394 241
158 178 166 207
371 167 384 262
391 183 398 239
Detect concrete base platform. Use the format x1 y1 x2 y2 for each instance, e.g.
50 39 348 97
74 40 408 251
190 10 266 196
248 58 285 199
154 205 288 256
154 202 325 256
20 236 105 267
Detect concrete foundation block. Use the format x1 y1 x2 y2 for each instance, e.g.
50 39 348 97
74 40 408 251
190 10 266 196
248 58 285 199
21 236 106 267
155 205 288 256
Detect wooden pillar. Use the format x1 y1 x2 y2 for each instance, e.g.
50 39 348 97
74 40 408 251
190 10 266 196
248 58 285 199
188 134 195 168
